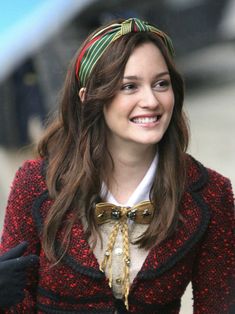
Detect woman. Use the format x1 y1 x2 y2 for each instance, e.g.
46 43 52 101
0 18 234 313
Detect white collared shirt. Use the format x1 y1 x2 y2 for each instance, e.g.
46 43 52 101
92 154 158 299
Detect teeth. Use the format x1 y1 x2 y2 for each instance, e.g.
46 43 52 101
132 116 158 124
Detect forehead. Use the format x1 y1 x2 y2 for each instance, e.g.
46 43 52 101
124 42 168 76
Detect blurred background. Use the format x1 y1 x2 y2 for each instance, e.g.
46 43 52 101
0 0 235 312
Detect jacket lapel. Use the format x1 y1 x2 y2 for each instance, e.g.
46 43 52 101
32 192 105 279
136 156 211 279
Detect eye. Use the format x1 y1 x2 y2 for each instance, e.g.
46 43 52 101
153 79 171 91
121 83 137 92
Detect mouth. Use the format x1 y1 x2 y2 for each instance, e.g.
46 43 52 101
130 115 161 124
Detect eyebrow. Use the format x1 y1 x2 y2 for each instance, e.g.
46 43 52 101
123 71 170 81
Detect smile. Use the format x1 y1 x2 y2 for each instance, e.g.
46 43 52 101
131 116 161 124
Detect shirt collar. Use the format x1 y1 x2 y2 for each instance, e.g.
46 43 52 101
101 153 158 207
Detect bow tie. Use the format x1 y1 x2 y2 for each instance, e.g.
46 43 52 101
95 200 155 225
95 200 155 310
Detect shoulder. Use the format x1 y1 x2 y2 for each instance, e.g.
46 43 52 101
186 154 232 190
11 158 47 195
17 158 45 174
185 154 234 211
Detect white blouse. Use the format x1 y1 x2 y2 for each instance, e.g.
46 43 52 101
92 154 158 299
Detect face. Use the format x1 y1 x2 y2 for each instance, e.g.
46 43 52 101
103 42 175 151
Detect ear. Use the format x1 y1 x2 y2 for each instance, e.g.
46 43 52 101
79 87 86 102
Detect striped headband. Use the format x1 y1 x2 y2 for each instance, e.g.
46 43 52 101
75 18 174 87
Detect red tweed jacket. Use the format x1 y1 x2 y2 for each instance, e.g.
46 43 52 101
0 155 235 314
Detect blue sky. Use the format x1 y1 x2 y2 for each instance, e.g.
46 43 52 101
0 0 94 81
0 1 47 31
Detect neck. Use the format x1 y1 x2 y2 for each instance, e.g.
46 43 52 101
105 142 156 203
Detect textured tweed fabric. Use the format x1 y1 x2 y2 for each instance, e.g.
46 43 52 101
0 155 235 313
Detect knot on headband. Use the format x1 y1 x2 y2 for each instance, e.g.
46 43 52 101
76 18 174 87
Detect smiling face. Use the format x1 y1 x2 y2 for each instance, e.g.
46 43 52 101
103 42 175 152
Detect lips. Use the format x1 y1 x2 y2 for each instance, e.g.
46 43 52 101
131 115 161 124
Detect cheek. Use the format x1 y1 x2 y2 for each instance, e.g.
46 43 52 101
163 92 175 114
168 104 174 125
103 105 119 128
169 89 175 105
166 100 175 128
169 101 175 116
163 93 175 125
104 100 128 122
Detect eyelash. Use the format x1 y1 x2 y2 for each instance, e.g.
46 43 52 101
121 83 136 91
121 80 170 92
154 80 170 88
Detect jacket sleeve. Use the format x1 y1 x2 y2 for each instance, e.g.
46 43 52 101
0 160 42 313
192 177 235 314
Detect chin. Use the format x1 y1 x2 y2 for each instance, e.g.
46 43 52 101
133 140 161 147
137 135 164 145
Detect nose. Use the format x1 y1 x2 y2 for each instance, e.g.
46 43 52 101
139 87 159 109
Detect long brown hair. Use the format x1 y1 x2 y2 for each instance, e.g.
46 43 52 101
38 22 189 262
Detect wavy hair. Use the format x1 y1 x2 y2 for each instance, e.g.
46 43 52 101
38 21 189 262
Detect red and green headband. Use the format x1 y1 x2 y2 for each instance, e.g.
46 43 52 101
75 18 174 87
